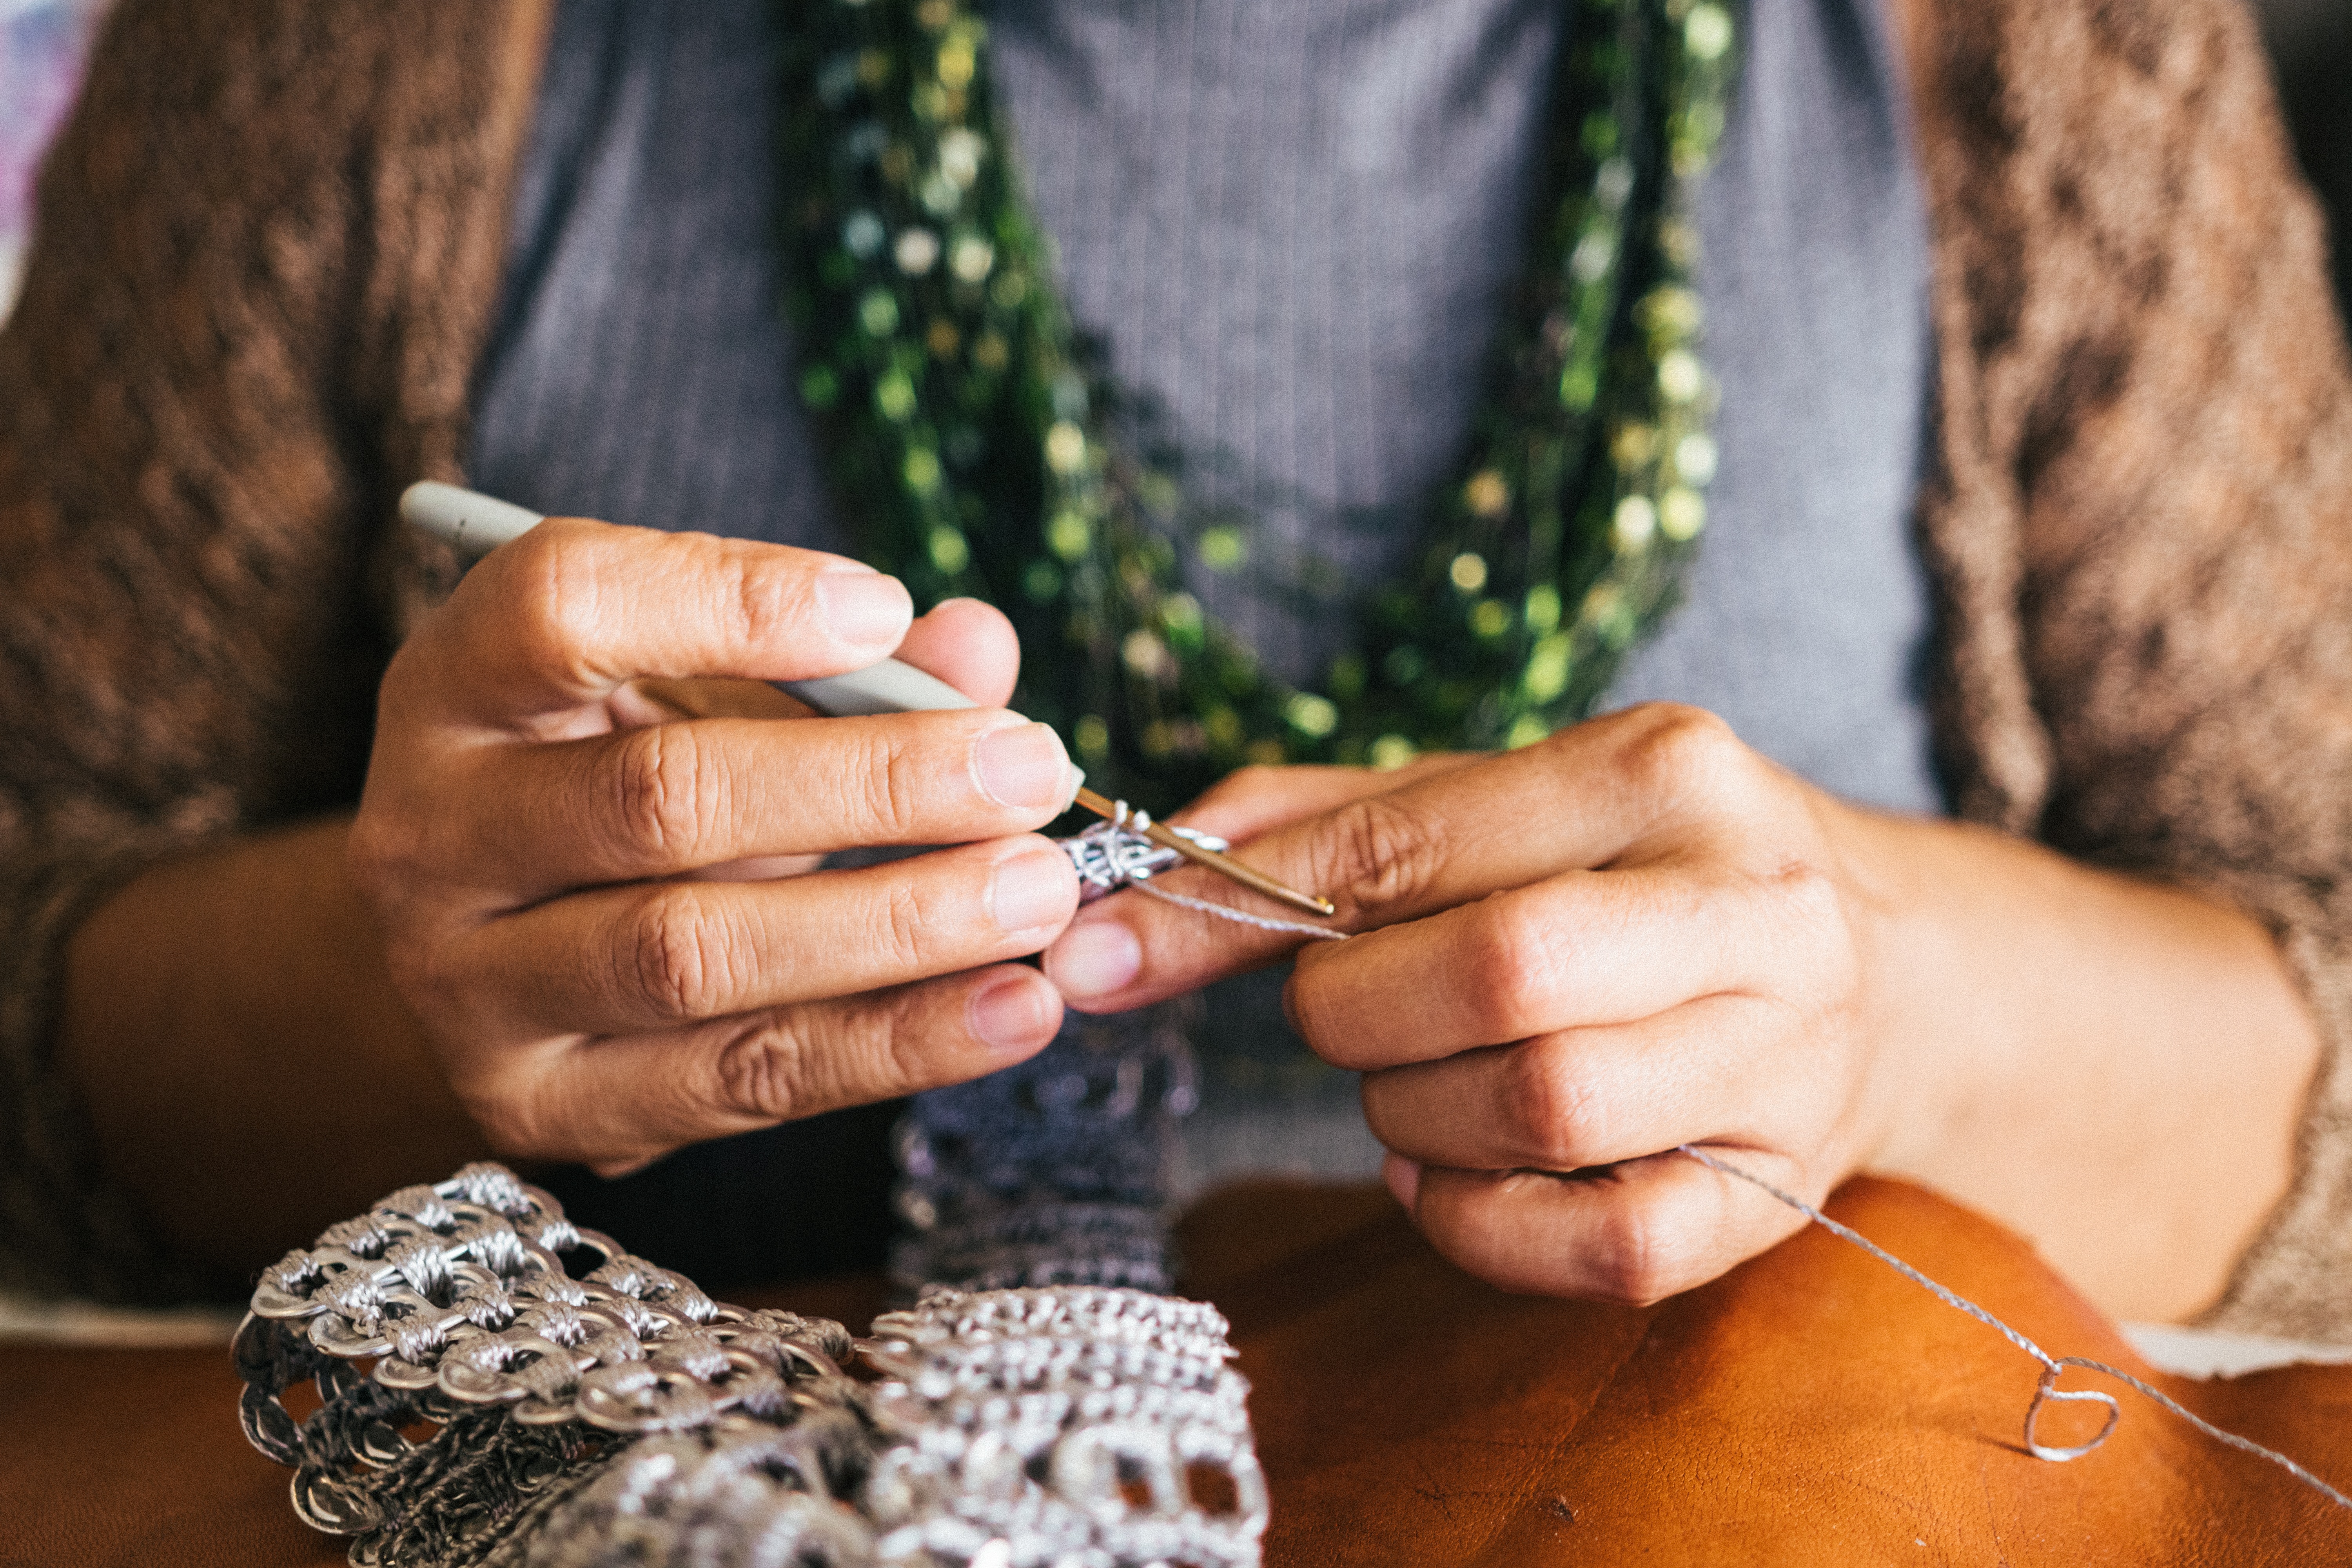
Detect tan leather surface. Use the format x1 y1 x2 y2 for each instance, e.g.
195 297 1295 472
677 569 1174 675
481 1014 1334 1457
0 1274 886 1568
1182 1178 2352 1564
5 1180 2349 1566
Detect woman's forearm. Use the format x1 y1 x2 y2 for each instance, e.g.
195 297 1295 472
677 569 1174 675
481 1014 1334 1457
1855 813 2321 1323
57 815 491 1278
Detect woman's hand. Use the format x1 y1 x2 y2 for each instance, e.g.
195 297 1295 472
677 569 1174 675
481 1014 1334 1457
1049 705 1883 1300
349 519 1084 1173
1043 704 2317 1319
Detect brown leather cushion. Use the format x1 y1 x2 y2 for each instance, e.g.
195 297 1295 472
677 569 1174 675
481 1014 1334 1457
1183 1177 2352 1563
5 1179 2349 1566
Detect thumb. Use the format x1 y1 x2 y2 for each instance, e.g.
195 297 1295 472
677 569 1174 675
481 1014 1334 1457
1042 710 1691 1011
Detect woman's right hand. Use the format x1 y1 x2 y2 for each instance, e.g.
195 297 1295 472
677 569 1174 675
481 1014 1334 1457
347 518 1083 1172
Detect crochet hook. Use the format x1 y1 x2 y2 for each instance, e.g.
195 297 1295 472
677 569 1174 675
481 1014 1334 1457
1067 788 1335 917
398 482 1336 918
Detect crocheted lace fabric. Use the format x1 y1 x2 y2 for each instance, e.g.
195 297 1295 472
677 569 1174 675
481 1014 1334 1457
233 999 1260 1568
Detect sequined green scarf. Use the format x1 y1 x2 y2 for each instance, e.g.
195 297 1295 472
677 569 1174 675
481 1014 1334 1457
779 0 1739 802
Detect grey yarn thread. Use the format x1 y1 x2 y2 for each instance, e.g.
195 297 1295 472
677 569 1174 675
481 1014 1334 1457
1129 880 1348 940
1060 805 1347 942
1678 1143 2352 1509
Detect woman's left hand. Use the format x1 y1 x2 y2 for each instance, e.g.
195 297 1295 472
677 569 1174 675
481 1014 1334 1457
1045 699 2319 1320
1044 702 1896 1301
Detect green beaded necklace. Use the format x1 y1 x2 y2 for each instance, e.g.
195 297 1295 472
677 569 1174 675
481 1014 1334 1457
779 0 1739 803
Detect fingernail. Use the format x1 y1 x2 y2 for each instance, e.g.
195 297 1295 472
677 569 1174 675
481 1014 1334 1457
968 972 1058 1054
1384 1154 1423 1212
1045 918 1142 999
989 848 1074 933
815 566 911 646
974 722 1072 811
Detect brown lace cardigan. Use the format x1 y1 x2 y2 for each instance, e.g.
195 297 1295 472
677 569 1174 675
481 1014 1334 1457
3 0 2348 1330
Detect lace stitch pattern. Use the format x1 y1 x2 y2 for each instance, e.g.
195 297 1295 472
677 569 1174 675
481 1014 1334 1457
238 1132 1263 1565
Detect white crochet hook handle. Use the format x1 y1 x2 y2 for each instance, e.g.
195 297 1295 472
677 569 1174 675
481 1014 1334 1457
397 481 975 718
397 482 1334 917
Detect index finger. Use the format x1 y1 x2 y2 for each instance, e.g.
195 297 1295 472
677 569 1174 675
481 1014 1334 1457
393 519 916 731
1042 704 1738 1011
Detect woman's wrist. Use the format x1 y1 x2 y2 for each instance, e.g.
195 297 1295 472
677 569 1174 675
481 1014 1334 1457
60 815 492 1272
1833 806 2320 1320
1828 806 2022 1180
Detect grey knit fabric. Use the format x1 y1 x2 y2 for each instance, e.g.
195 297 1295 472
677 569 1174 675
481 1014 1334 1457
469 0 1935 1202
1609 0 1936 815
989 0 1565 690
470 0 849 560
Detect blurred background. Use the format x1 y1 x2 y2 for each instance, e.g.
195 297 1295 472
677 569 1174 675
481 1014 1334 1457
0 0 104 321
2263 0 2352 314
1 0 2347 327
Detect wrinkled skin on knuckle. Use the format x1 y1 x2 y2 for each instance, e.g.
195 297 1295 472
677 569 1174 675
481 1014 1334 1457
714 1013 820 1122
609 723 725 865
1577 1193 1709 1306
855 725 930 842
717 988 933 1123
498 525 608 689
623 885 737 1020
1506 1037 1612 1169
723 548 817 652
1317 793 1451 915
1461 893 1569 1041
864 870 950 977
